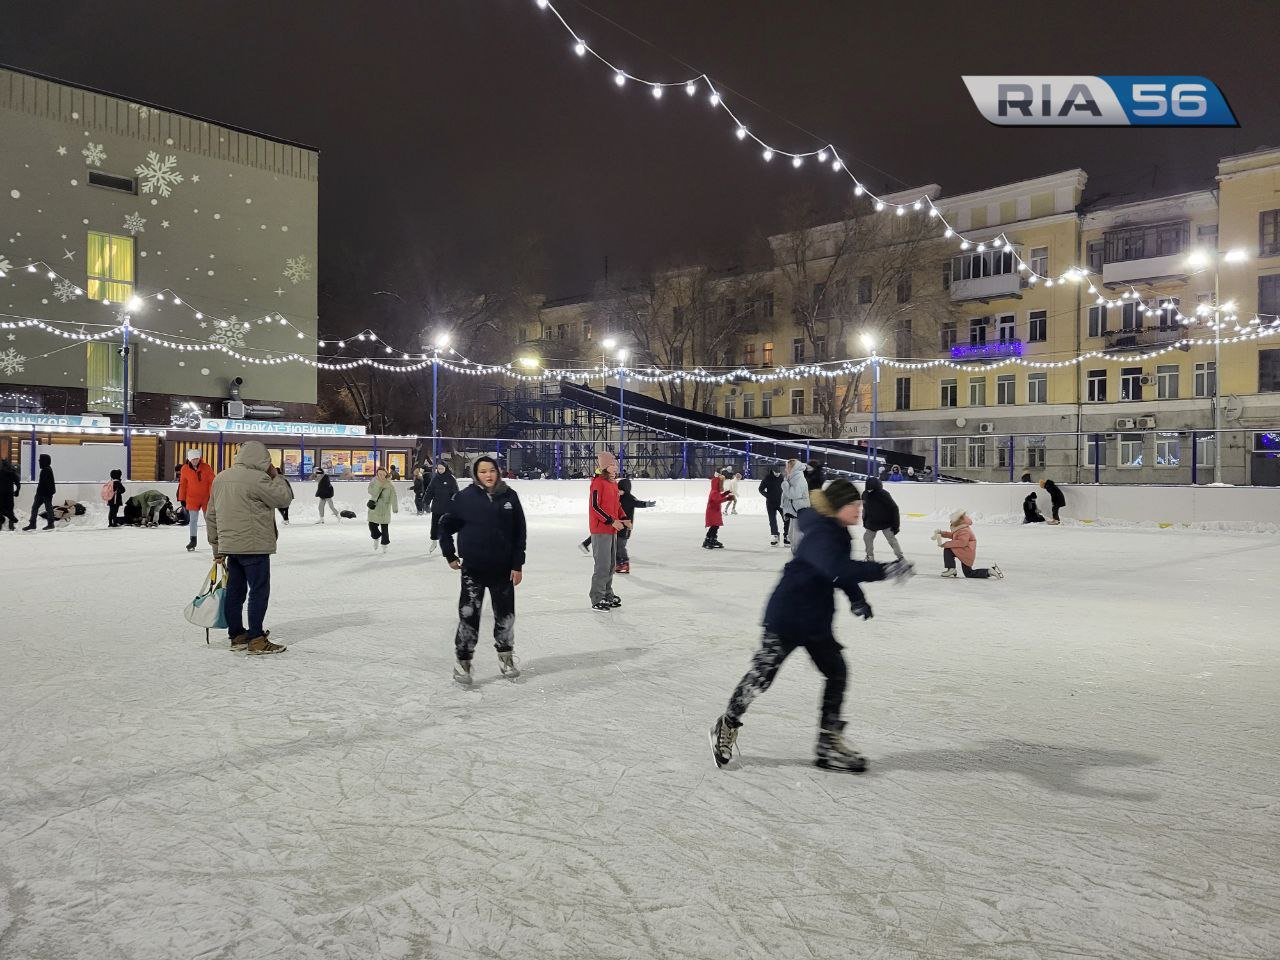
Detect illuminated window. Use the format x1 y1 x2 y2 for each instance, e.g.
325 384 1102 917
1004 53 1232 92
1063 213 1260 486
86 341 124 413
762 342 774 366
87 232 135 303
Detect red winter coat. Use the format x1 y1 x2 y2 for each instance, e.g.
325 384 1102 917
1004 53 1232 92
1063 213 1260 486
588 471 622 535
705 475 733 527
178 460 216 511
941 516 978 567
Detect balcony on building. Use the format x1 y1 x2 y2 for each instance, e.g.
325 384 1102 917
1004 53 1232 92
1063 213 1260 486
950 340 1024 362
947 248 1023 303
1102 325 1187 353
1100 220 1192 286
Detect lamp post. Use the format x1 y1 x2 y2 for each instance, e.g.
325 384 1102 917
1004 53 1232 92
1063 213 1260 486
1186 247 1248 484
120 318 132 480
432 332 450 461
861 332 877 479
617 348 628 468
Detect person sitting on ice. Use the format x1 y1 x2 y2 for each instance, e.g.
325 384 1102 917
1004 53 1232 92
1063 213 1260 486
1022 492 1046 524
932 509 1003 580
709 478 915 772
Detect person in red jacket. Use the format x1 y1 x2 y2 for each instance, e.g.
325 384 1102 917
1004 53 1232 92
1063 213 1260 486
588 451 625 610
177 448 216 553
703 468 734 549
932 509 1003 579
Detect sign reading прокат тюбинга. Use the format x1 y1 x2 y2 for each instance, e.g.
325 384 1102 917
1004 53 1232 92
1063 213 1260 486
963 76 1237 127
197 418 367 436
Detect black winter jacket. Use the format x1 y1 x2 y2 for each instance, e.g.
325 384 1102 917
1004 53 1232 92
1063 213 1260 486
315 475 334 499
757 471 783 506
1023 492 1045 523
440 481 527 573
423 469 459 516
0 463 19 509
861 478 900 533
763 508 886 638
1042 479 1066 508
617 479 655 522
35 456 55 499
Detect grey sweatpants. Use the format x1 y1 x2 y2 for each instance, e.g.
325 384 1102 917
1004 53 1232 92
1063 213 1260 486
589 533 617 603
863 528 904 562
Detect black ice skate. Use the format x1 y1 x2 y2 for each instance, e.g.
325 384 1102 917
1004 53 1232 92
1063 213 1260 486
592 599 613 611
498 651 520 678
709 715 740 768
814 722 867 773
186 537 197 552
605 594 622 607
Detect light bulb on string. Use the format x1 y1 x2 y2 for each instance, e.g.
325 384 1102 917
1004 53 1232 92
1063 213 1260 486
735 126 747 140
792 155 803 168
614 71 626 87
762 148 774 162
817 150 828 162
708 91 720 106
831 159 842 172
651 84 663 99
854 184 864 197
874 201 885 212
574 40 586 56
685 81 696 96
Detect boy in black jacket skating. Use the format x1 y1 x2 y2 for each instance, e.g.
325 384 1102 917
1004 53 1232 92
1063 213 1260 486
758 464 784 546
710 479 913 772
23 453 56 531
861 477 905 562
614 477 655 574
440 456 527 683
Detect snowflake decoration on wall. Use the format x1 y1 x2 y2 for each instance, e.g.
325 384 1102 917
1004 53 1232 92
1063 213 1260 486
130 104 151 121
52 278 81 303
0 256 11 274
282 255 312 285
208 316 246 349
134 152 184 198
123 212 147 235
82 142 107 167
0 348 27 376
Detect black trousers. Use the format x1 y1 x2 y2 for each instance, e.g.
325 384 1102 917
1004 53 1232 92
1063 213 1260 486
368 521 389 544
108 502 121 526
27 494 54 528
726 631 847 730
705 525 720 542
766 503 782 536
1051 504 1061 521
455 568 515 660
943 548 989 578
430 512 442 541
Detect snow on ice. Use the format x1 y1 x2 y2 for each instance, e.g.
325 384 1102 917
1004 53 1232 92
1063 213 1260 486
0 505 1277 959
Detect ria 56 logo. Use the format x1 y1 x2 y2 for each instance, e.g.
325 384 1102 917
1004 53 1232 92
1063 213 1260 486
963 76 1237 126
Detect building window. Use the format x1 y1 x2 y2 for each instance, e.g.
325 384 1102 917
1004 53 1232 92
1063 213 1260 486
86 341 124 413
1119 433 1144 467
724 397 737 419
967 438 987 469
1261 275 1280 316
1155 298 1180 329
895 376 911 411
1086 436 1108 467
896 320 912 357
1026 442 1046 469
1027 372 1047 404
813 335 827 360
940 438 959 469
1121 301 1143 332
997 443 1011 469
968 376 986 406
1194 361 1216 398
744 343 756 366
792 337 805 364
742 394 755 418
1261 210 1280 257
762 342 774 366
87 231 135 303
940 379 958 407
762 292 775 318
790 388 805 416
761 394 773 418
1086 240 1104 273
1029 246 1048 276
811 282 827 314
1157 364 1180 399
1087 305 1106 338
1087 369 1107 402
1120 366 1143 401
1155 434 1181 466
950 249 1017 282
1196 434 1216 468
997 314 1016 343
582 320 592 341
896 274 912 303
940 321 957 351
969 317 989 345
87 170 136 194
857 276 872 304
557 324 567 340
1260 349 1280 392
1104 220 1190 263
996 374 1016 405
1027 310 1047 343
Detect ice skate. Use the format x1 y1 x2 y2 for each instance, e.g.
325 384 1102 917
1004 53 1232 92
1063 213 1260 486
578 541 591 556
428 541 438 554
186 537 197 552
991 564 1004 579
770 534 779 546
497 651 520 678
709 715 740 768
783 536 791 546
453 659 473 684
940 568 958 578
709 540 725 549
380 542 388 553
245 635 286 656
373 541 380 553
702 539 716 550
814 722 867 772
605 594 622 607
592 599 613 610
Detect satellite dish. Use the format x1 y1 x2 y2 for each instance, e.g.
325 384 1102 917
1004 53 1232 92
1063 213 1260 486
1223 395 1244 422
955 417 967 428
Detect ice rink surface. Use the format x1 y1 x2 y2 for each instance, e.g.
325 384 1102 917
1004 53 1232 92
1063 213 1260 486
1 507 1277 960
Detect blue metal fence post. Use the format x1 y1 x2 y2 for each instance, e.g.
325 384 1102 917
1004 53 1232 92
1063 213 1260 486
372 433 378 475
1093 434 1101 484
1008 435 1015 482
618 367 625 470
299 437 305 480
745 440 752 477
29 425 36 481
681 442 688 479
217 432 225 472
555 441 562 480
933 436 940 481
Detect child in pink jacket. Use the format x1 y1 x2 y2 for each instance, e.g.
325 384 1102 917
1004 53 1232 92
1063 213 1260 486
932 509 1003 579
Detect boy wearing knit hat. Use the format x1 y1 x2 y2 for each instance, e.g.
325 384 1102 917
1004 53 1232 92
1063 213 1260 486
710 478 914 772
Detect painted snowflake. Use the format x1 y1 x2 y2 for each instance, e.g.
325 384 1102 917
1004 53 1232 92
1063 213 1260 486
209 316 246 349
0 256 11 274
82 142 107 167
0 348 27 376
53 278 81 303
123 212 147 235
282 255 312 285
130 104 151 121
134 151 184 198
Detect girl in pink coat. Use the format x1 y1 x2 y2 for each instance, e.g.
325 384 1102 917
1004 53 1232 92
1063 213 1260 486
933 509 1003 579
703 470 734 549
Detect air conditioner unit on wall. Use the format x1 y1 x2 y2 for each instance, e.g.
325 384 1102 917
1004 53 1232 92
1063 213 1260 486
1137 416 1156 429
1140 375 1155 386
978 422 995 434
1115 417 1136 430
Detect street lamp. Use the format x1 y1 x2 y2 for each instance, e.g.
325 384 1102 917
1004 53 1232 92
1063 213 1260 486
616 348 628 467
431 332 451 460
860 333 877 479
1185 247 1249 483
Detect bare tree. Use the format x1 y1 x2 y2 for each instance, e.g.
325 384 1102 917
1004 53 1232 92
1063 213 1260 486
772 193 958 438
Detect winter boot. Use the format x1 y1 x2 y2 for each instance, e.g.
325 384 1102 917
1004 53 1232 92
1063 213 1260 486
453 659 473 684
186 537 197 552
815 722 867 772
709 715 740 768
940 568 958 578
245 635 287 656
498 651 520 678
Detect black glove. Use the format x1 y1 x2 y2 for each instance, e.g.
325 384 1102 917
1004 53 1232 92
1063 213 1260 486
852 600 873 620
179 501 186 508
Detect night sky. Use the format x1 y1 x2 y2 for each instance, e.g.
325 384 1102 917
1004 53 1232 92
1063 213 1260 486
4 0 1280 315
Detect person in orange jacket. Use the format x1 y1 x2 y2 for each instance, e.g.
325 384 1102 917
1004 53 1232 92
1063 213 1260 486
703 468 735 549
932 509 1002 579
177 448 216 553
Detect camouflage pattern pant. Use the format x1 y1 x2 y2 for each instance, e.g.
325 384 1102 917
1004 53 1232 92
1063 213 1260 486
455 568 515 661
725 631 847 730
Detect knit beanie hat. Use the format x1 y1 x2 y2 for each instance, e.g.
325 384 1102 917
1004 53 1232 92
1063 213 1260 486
823 478 861 511
949 507 969 525
187 448 202 461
